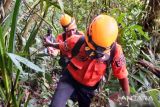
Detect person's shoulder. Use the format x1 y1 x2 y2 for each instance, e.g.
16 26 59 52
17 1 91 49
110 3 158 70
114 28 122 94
77 30 85 35
109 42 124 59
68 34 82 41
57 33 63 37
56 33 64 40
115 43 123 52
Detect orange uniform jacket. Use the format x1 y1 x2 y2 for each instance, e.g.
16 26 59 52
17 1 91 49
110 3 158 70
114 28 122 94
56 31 84 58
59 35 128 87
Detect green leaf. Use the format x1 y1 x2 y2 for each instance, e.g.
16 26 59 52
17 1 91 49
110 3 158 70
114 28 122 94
23 23 38 52
2 13 13 35
117 13 126 27
7 53 23 72
130 87 137 94
12 91 18 107
130 25 150 40
57 0 64 13
141 51 153 62
0 85 6 101
147 89 160 107
139 72 150 88
45 73 52 84
0 26 6 69
7 53 43 72
129 78 137 94
134 40 142 46
8 0 22 81
45 0 70 15
9 0 22 53
0 26 10 94
129 74 148 87
17 92 24 107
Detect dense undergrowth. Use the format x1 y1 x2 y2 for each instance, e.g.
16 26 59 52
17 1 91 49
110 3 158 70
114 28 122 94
0 0 159 106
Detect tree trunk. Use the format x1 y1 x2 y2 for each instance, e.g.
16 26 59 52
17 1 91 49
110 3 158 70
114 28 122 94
137 59 160 78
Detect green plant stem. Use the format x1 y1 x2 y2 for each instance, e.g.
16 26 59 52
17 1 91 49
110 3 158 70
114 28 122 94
0 26 10 97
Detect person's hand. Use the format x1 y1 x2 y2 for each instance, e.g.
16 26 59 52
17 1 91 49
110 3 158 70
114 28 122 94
47 47 59 56
43 37 53 47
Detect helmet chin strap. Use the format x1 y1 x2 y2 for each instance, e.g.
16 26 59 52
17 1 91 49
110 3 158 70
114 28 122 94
85 42 115 60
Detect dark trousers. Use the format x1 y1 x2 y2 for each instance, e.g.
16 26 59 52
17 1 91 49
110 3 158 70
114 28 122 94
50 70 97 107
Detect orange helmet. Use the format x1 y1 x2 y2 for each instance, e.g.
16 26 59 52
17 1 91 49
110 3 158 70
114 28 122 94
60 14 77 31
85 14 118 52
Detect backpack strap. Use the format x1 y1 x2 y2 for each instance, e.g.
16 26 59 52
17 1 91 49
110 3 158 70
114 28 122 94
62 33 66 41
106 42 117 65
105 42 117 78
63 30 80 41
75 30 81 35
71 36 85 57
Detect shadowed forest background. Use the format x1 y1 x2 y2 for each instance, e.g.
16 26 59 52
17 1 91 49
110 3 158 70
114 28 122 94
0 0 160 106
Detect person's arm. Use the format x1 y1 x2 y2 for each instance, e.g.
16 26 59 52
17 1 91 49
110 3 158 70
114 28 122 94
119 77 130 96
43 37 60 49
111 44 130 96
44 42 59 49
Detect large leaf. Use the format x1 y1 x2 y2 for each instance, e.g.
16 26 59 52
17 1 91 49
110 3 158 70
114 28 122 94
7 53 43 72
7 53 23 72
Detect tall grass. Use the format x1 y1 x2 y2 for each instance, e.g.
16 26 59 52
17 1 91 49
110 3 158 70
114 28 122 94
0 0 43 106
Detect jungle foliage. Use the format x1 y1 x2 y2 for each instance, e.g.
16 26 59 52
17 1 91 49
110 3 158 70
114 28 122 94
0 0 160 107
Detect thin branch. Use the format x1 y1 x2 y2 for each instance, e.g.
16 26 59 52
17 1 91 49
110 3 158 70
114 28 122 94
51 10 58 35
23 0 53 28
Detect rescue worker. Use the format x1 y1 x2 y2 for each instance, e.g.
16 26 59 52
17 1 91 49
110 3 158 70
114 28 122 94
45 14 84 102
46 13 83 69
44 14 130 107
